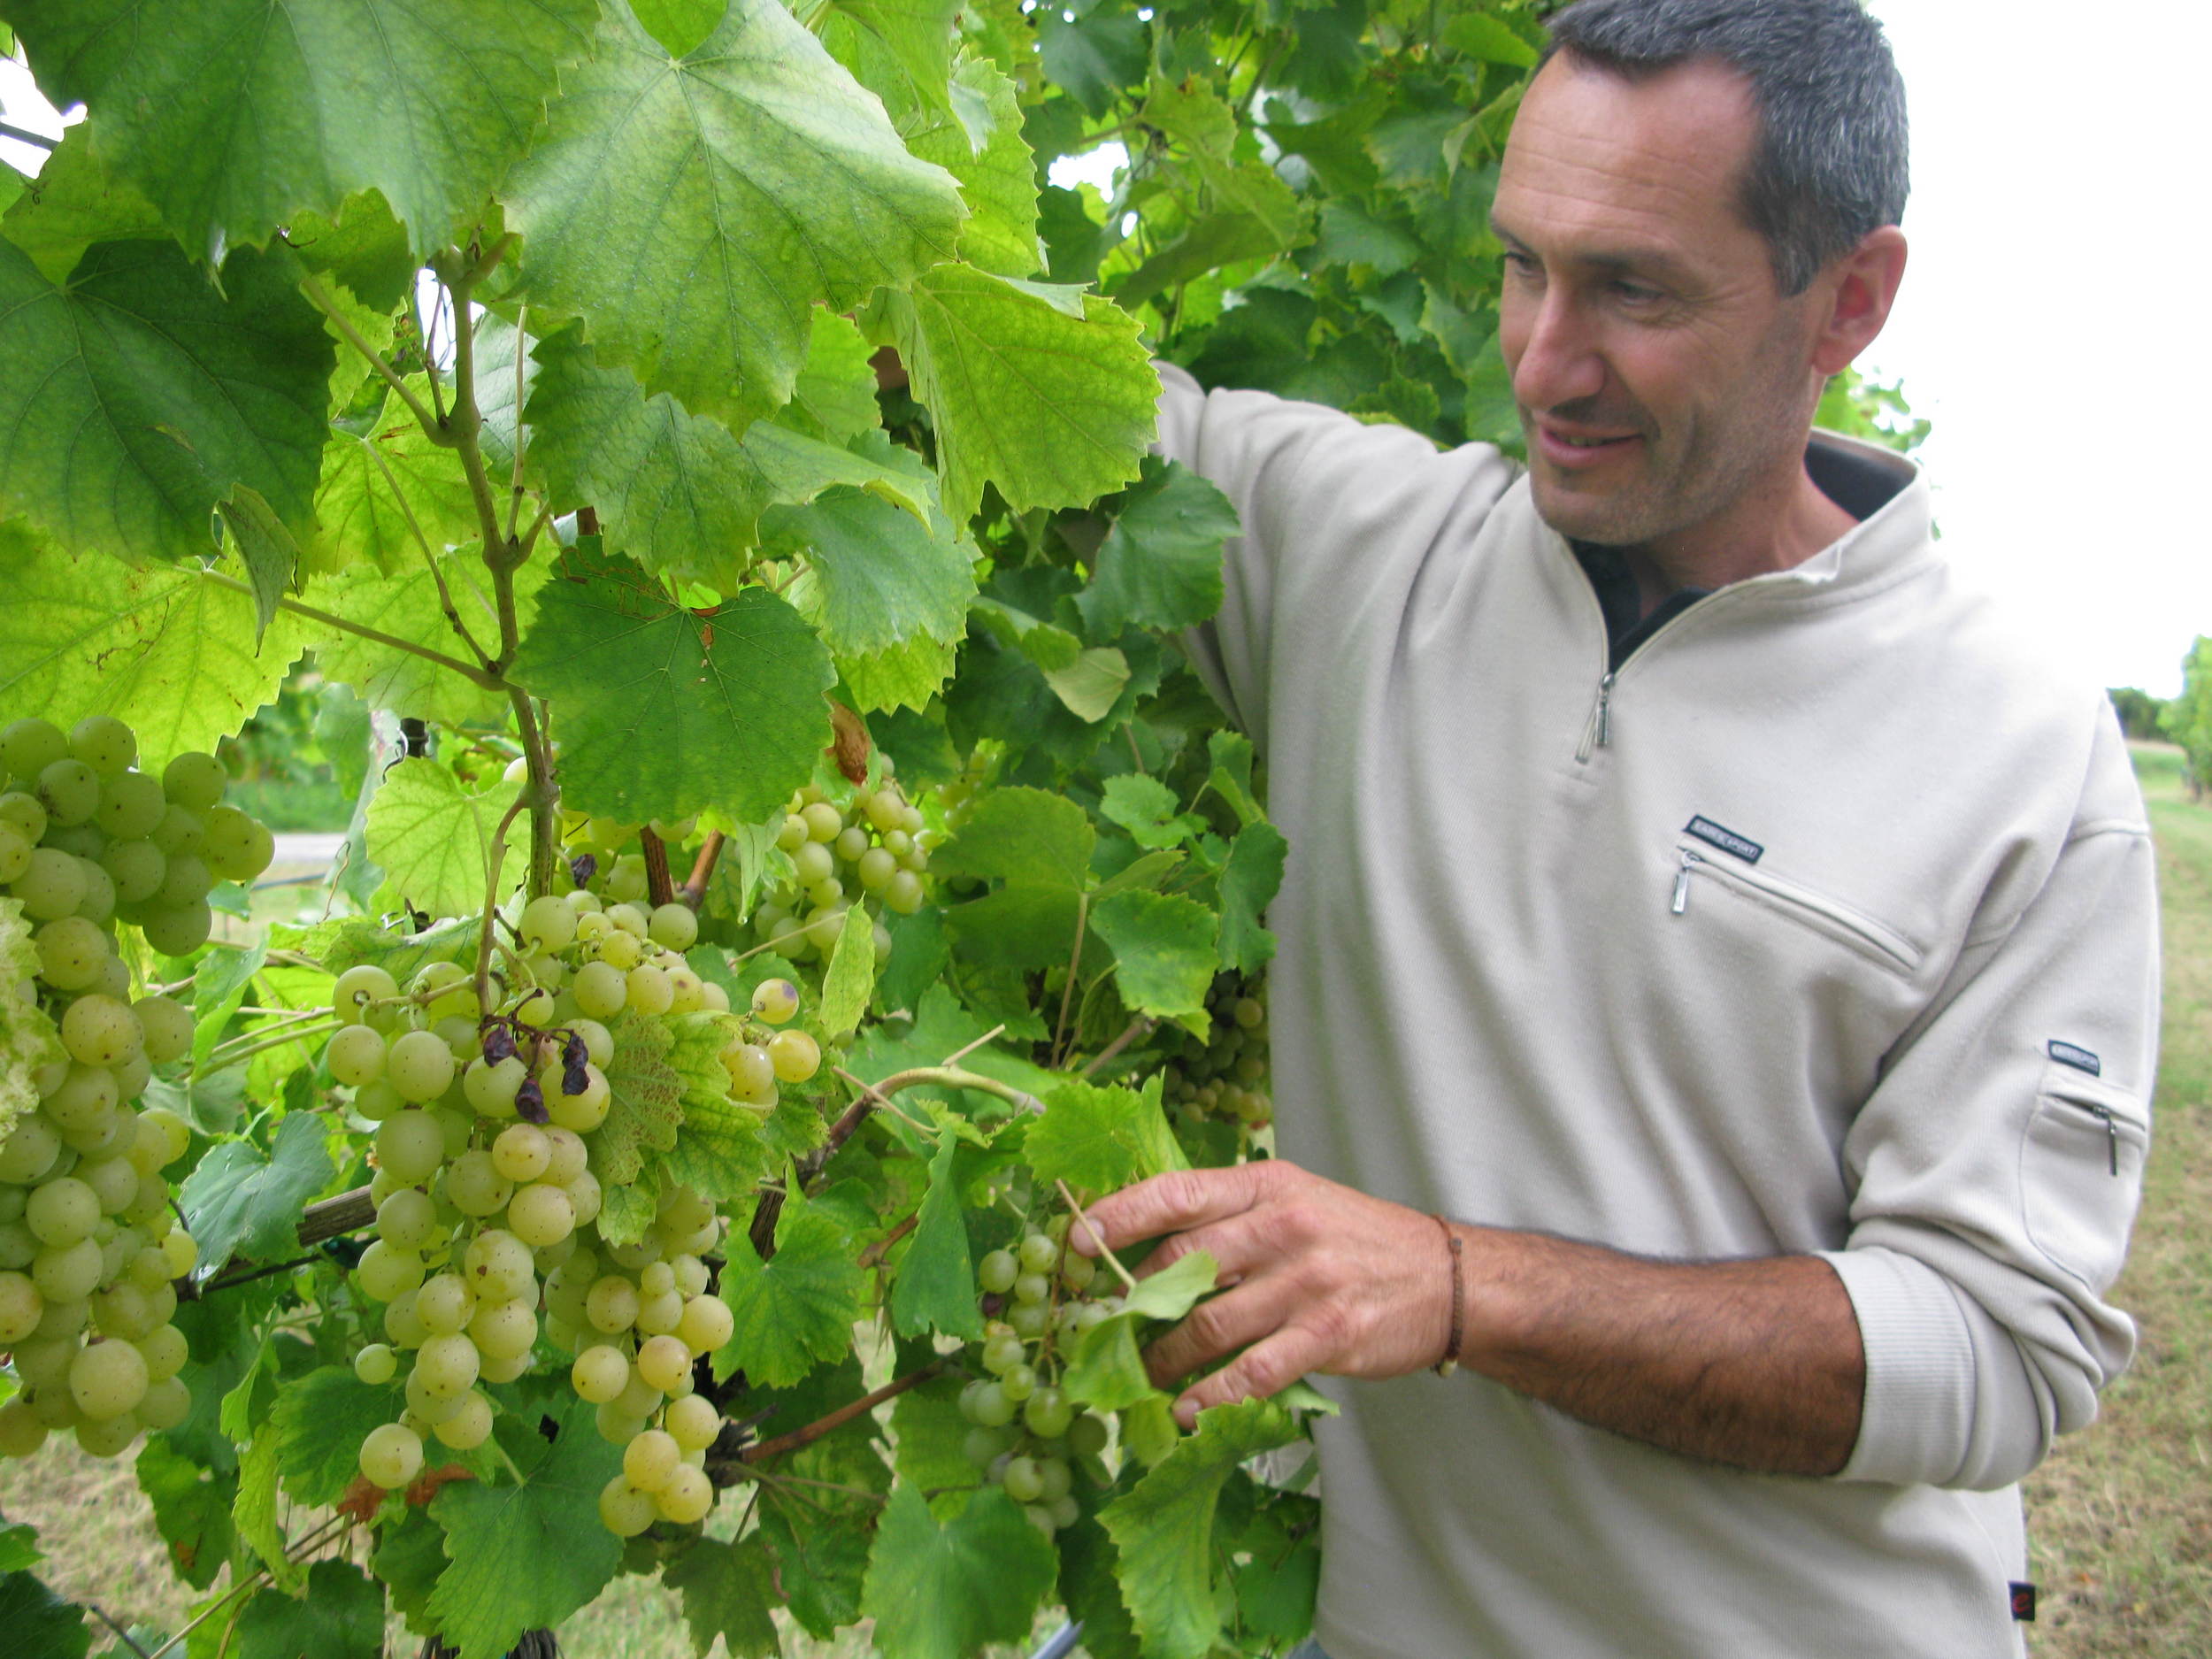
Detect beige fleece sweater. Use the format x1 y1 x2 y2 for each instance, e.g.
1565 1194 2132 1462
1158 364 2157 1659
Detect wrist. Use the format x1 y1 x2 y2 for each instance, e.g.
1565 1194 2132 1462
1430 1215 1466 1376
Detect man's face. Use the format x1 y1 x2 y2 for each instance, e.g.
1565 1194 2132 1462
1492 57 1824 557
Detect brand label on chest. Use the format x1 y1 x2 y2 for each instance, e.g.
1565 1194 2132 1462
1683 816 1764 864
2047 1041 2102 1077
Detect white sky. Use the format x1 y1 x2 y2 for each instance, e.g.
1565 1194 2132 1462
8 12 2208 689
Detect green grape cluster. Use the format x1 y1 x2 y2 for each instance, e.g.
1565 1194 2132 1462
0 715 243 1462
334 885 822 1530
1160 973 1272 1129
958 1216 1142 1538
557 810 705 913
746 778 936 964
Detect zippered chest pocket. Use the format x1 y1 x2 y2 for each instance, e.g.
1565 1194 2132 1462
1671 843 1926 976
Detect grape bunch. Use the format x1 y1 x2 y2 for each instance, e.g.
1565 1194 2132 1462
0 715 258 1461
746 778 936 964
334 885 823 1535
956 1215 1171 1538
1159 972 1272 1131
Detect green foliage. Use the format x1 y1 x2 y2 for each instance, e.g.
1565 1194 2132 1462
2111 685 2169 743
2165 639 2212 795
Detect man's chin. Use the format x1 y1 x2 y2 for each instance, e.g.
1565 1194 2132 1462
1528 475 1648 546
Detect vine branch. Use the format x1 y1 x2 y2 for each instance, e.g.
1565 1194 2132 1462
723 1362 945 1472
298 271 441 434
200 571 509 693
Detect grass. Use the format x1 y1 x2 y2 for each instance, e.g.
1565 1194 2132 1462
2024 743 2212 1653
8 746 2211 1655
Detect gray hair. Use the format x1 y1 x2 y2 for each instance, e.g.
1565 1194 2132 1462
1540 0 1909 295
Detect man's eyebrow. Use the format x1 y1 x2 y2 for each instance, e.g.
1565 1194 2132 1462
1488 216 1697 283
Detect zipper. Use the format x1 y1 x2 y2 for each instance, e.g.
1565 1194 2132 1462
1669 843 1922 972
1575 672 1617 763
2057 1095 2124 1175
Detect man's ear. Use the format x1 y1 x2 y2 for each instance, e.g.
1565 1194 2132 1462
1810 226 1909 378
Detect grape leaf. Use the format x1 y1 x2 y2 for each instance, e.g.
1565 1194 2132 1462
364 758 525 921
659 1091 774 1206
766 488 976 656
711 1200 867 1387
1092 889 1218 1024
424 1396 626 1659
217 485 300 647
0 1524 40 1575
1056 1515 1142 1659
1098 1398 1305 1659
0 125 166 282
1140 79 1311 251
1229 1494 1323 1650
267 1368 407 1509
888 1371 974 1492
135 1437 237 1591
371 1510 448 1637
503 0 965 429
0 1571 88 1659
1061 1248 1224 1411
0 238 332 565
1215 822 1287 972
293 546 535 727
837 630 959 716
889 1123 981 1341
311 394 482 577
787 311 883 445
509 540 835 826
178 1112 335 1272
1025 1074 1186 1195
819 905 879 1038
1036 5 1148 118
591 1010 683 1193
522 327 772 587
0 898 65 1146
279 188 418 314
822 0 963 112
1075 459 1236 637
285 914 480 985
861 1484 1057 1659
1203 730 1264 827
233 1431 300 1592
233 1561 384 1659
902 53 1041 278
189 939 269 1071
933 787 1094 890
760 1491 873 1639
663 1536 780 1659
1099 774 1203 851
895 261 1157 520
849 982 1058 1110
8 0 597 260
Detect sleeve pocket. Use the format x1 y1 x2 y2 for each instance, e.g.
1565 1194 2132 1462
2020 1071 2149 1291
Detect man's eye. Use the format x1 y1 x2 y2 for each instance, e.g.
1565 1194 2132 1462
1613 280 1663 304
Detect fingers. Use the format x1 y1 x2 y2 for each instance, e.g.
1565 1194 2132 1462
1141 1274 1302 1386
1073 1163 1276 1256
1171 1330 1325 1428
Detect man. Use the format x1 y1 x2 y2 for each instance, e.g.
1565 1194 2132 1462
1073 2 2159 1655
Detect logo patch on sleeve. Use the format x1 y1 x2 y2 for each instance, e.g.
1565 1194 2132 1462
2009 1582 2037 1622
2047 1041 2101 1077
1683 817 1763 864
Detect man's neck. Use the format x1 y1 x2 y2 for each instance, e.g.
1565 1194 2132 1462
1632 465 1862 609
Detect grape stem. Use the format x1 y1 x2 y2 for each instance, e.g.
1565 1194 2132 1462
1048 892 1092 1069
1080 1015 1156 1079
640 826 676 909
1055 1179 1140 1294
296 269 442 435
87 1602 151 1659
679 833 727 906
475 788 534 1010
198 571 508 693
134 1511 351 1659
195 1014 343 1078
721 1361 945 1472
856 1210 919 1269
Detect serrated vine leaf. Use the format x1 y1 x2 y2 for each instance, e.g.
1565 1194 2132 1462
591 1010 683 1194
1099 775 1203 850
0 126 167 283
895 262 1157 520
766 488 976 657
504 0 965 429
712 1201 867 1387
233 1561 384 1659
0 1571 90 1659
1076 458 1236 636
889 1124 981 1340
1140 79 1311 250
178 1112 334 1273
1026 1074 1186 1195
311 394 481 577
267 1369 406 1509
1099 1398 1304 1659
1092 889 1218 1023
664 1537 780 1659
0 525 307 772
9 0 597 260
363 757 524 921
837 630 958 716
424 1397 626 1659
1215 822 1287 972
860 1485 1058 1659
933 787 1094 889
217 485 300 648
820 906 879 1037
0 238 332 565
511 541 835 825
292 547 541 728
902 53 1041 277
822 0 962 112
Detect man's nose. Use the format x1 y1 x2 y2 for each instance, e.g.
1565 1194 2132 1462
1507 288 1607 413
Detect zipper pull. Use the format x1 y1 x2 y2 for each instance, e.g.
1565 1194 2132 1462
2087 1102 2119 1175
1671 849 1703 915
1595 672 1616 748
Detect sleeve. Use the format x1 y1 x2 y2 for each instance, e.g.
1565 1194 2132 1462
1819 712 2159 1490
1154 363 1517 751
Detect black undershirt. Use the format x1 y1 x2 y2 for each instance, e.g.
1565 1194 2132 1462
1570 442 1906 672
